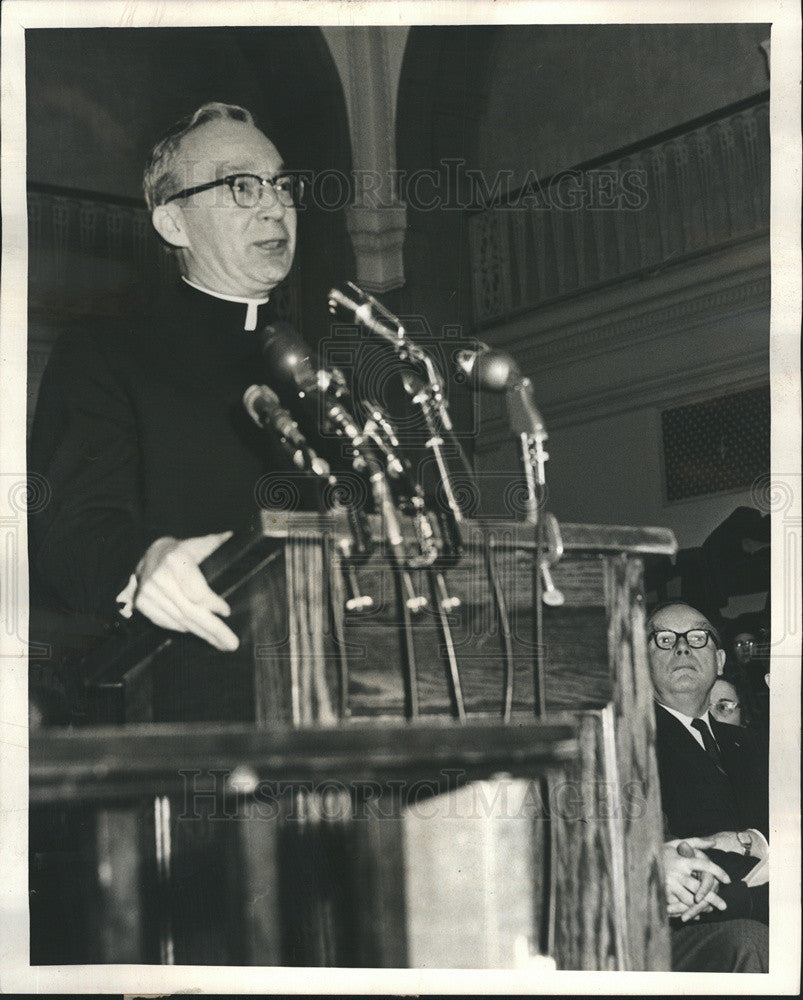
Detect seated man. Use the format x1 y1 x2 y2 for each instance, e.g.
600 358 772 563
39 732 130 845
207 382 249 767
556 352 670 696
646 601 769 973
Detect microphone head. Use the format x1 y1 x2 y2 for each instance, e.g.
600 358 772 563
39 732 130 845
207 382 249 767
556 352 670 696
258 321 317 393
456 345 521 392
401 370 427 400
243 383 280 425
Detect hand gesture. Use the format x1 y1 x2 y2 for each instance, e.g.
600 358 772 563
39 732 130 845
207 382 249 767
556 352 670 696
133 532 238 651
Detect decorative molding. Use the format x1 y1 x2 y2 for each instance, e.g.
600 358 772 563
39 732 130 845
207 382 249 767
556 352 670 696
517 264 769 375
476 230 769 355
474 234 768 368
322 27 410 161
760 38 770 77
476 357 769 453
472 239 770 451
26 342 54 437
547 353 768 429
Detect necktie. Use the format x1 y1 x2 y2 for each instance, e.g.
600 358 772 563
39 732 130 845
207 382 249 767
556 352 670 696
691 717 726 775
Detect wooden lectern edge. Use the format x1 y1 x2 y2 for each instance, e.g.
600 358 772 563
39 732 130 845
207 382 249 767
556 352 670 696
251 509 678 557
29 719 580 804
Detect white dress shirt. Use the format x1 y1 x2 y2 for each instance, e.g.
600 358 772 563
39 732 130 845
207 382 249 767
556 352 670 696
657 701 717 751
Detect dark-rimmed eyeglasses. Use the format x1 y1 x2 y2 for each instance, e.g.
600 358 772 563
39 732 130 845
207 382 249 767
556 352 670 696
649 628 718 650
163 172 303 209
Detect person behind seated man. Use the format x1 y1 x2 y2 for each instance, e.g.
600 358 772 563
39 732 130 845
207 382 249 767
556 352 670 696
728 616 771 734
708 676 743 726
646 601 769 973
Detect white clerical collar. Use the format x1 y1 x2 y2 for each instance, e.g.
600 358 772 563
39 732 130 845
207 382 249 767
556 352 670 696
181 276 269 331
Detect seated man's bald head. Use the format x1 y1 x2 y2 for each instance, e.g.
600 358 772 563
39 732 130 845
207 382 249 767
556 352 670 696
647 602 726 717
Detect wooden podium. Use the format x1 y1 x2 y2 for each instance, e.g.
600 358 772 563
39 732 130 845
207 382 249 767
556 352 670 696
31 512 675 969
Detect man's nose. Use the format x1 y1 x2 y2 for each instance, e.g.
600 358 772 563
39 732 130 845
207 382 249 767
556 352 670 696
256 187 287 219
673 635 692 654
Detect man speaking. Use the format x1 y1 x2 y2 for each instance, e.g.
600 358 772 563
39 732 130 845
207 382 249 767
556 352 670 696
30 102 303 654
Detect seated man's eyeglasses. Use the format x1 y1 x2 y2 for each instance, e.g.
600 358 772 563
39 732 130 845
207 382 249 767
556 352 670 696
649 628 719 650
164 172 304 208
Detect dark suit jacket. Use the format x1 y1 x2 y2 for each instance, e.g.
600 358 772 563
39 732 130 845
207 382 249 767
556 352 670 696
654 703 769 924
29 282 280 620
654 703 768 839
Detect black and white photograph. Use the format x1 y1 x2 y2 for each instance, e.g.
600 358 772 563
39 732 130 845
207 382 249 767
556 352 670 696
0 0 800 993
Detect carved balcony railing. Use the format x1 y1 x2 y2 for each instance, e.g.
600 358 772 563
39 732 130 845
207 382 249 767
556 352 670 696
468 93 769 326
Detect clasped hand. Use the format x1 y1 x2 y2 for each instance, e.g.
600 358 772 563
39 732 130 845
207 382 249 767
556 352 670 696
133 532 239 651
706 828 766 860
663 838 731 923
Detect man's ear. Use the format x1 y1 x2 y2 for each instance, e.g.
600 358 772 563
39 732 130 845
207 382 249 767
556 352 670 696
716 648 726 675
152 203 190 249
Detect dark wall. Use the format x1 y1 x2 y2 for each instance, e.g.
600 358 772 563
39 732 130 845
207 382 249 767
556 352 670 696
475 23 771 186
394 23 769 340
394 27 501 464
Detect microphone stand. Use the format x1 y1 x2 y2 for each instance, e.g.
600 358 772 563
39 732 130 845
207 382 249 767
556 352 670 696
504 376 564 718
329 285 466 541
313 366 429 720
399 371 465 536
357 445 424 720
362 401 466 720
504 376 563 961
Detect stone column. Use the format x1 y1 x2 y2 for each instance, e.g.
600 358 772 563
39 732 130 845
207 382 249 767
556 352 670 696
322 27 409 292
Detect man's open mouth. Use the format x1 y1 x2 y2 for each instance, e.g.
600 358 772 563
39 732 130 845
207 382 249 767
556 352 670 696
255 238 287 251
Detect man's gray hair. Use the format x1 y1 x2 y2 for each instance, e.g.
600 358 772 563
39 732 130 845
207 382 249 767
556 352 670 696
143 102 256 210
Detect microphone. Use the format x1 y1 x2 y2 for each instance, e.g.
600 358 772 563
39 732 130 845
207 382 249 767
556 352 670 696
455 344 521 392
243 384 331 478
456 344 548 499
328 287 402 351
258 321 319 394
455 344 546 438
244 384 306 448
506 377 547 438
257 322 376 467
